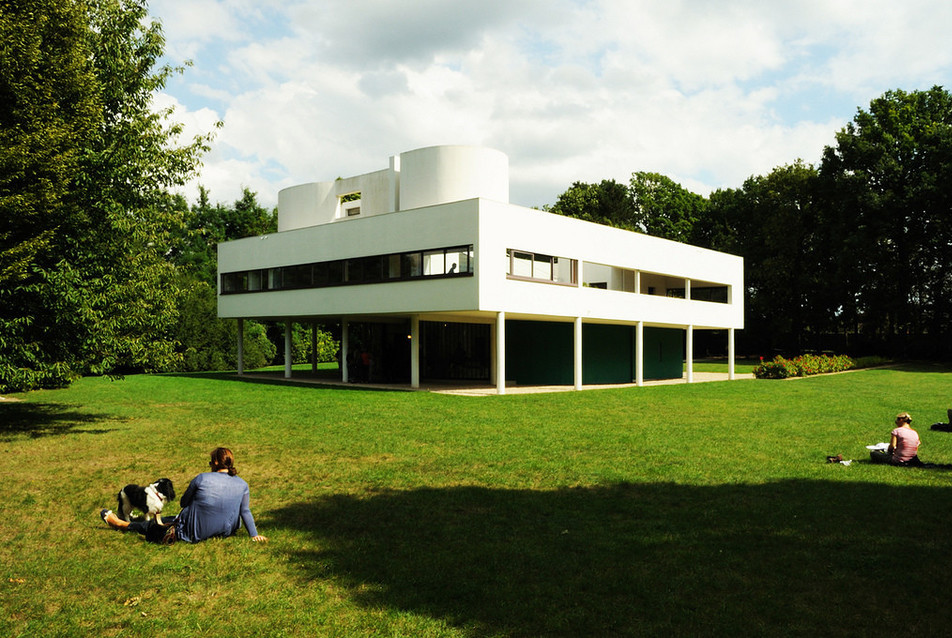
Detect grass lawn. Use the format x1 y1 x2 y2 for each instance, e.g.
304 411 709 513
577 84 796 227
2 362 952 636
690 357 760 374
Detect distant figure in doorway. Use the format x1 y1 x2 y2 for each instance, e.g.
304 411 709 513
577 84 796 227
359 349 371 382
870 412 922 466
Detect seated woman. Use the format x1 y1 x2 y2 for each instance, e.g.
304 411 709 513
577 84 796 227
870 412 922 466
101 447 267 544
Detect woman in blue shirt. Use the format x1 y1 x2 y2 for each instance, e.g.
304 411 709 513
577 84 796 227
101 447 267 544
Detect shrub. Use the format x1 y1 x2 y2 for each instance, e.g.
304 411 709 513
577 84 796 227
290 323 339 364
753 354 854 379
853 355 891 369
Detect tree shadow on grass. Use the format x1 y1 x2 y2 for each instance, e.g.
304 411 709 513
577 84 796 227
269 481 952 636
0 401 120 439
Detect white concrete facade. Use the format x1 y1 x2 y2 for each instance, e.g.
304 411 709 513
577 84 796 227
218 146 744 392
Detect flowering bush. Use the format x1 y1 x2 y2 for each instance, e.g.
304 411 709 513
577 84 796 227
753 354 854 379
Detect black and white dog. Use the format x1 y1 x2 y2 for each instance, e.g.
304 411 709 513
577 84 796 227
116 478 175 522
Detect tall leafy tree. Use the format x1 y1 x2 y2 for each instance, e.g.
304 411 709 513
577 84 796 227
0 0 101 390
820 86 952 352
170 187 282 372
173 186 277 287
0 0 213 392
708 162 826 352
546 179 635 229
548 174 708 244
629 171 708 244
0 0 98 285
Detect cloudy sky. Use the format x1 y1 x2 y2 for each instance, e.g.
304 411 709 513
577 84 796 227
149 0 952 209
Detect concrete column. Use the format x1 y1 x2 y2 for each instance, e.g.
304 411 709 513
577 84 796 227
728 328 736 380
686 325 694 383
574 316 583 390
237 319 244 376
685 278 692 300
311 324 318 373
635 321 644 386
284 322 293 379
341 319 349 383
496 311 506 395
410 315 420 389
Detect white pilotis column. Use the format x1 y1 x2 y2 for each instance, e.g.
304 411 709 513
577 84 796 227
237 319 244 376
574 316 583 390
410 315 420 389
341 319 349 383
496 311 506 395
686 325 694 383
284 322 293 379
635 321 644 386
728 328 736 380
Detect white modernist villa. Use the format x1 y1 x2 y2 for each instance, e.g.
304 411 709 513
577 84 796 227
218 145 744 393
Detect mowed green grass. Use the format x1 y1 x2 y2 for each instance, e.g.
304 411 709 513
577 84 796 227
2 363 952 636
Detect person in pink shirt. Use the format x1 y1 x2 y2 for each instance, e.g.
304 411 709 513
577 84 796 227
870 412 922 466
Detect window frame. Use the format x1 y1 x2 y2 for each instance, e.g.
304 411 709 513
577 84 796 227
219 244 474 294
505 248 577 286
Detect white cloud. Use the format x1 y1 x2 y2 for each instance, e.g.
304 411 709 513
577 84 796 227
147 0 952 210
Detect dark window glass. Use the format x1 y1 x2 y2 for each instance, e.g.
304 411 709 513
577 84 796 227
345 258 362 283
691 286 728 303
284 264 312 288
225 244 473 293
361 255 384 282
313 262 329 286
403 252 422 278
248 270 263 291
269 268 283 289
221 273 239 293
326 260 344 284
388 254 401 279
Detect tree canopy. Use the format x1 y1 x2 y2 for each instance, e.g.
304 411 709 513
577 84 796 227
0 0 213 392
550 86 952 358
547 173 706 244
819 87 952 346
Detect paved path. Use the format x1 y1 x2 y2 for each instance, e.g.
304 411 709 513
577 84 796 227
239 371 754 396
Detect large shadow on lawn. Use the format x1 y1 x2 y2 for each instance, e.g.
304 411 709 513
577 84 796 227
0 401 119 439
269 481 952 636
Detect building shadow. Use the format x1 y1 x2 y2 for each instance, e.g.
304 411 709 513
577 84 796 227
161 370 402 393
267 480 952 636
0 401 120 439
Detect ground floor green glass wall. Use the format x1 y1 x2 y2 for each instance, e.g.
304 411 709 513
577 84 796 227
504 320 684 385
346 318 685 385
